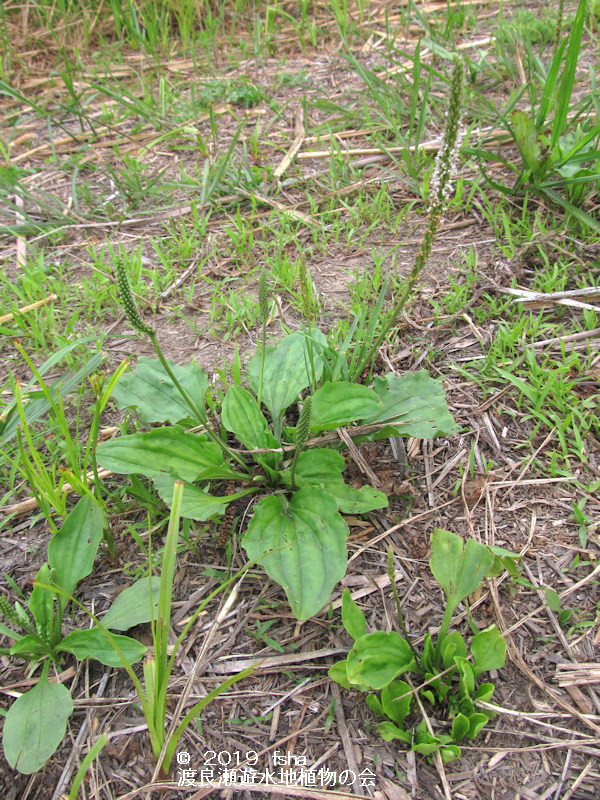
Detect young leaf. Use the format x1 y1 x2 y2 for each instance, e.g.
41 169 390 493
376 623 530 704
328 659 351 690
412 740 441 756
100 576 161 631
247 332 324 425
97 429 237 482
310 382 381 431
48 495 105 596
440 745 461 763
362 372 458 439
9 636 48 659
377 721 412 743
544 587 562 613
381 679 412 724
222 385 281 456
3 676 73 774
474 682 495 704
365 693 385 716
511 111 543 175
470 625 506 676
110 357 208 424
430 530 494 613
455 657 475 698
451 712 470 741
440 631 467 670
242 487 348 621
422 632 436 672
28 564 56 642
466 712 490 739
341 588 367 640
347 631 415 690
58 628 146 667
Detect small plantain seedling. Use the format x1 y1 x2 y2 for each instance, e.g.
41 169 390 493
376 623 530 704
329 530 519 763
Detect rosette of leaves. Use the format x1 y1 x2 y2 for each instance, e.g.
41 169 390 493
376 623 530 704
98 330 456 621
329 530 518 762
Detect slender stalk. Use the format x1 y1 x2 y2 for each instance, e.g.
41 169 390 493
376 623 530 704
114 255 249 472
387 548 422 669
256 268 270 411
353 57 466 379
434 602 456 664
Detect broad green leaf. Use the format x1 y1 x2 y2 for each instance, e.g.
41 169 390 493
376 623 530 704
362 371 458 439
247 332 324 424
341 588 367 640
294 448 344 481
381 680 412 724
242 487 348 621
347 631 415 690
58 628 146 667
451 713 470 741
28 564 55 641
3 677 73 774
291 449 388 514
440 631 467 670
48 495 105 596
100 576 161 631
471 625 506 676
378 721 412 743
318 480 389 514
430 530 495 613
97 429 236 482
310 382 381 431
111 357 208 424
153 475 234 521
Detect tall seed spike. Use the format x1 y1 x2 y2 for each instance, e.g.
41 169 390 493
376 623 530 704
114 255 154 337
296 396 312 448
0 597 20 628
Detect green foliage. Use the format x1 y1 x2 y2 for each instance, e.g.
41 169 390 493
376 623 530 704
111 356 208 425
474 0 600 231
3 663 73 775
329 531 516 762
198 78 263 108
98 324 455 621
0 496 148 773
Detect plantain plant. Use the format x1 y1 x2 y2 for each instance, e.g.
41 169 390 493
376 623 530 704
96 257 457 621
329 531 519 762
0 496 151 774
